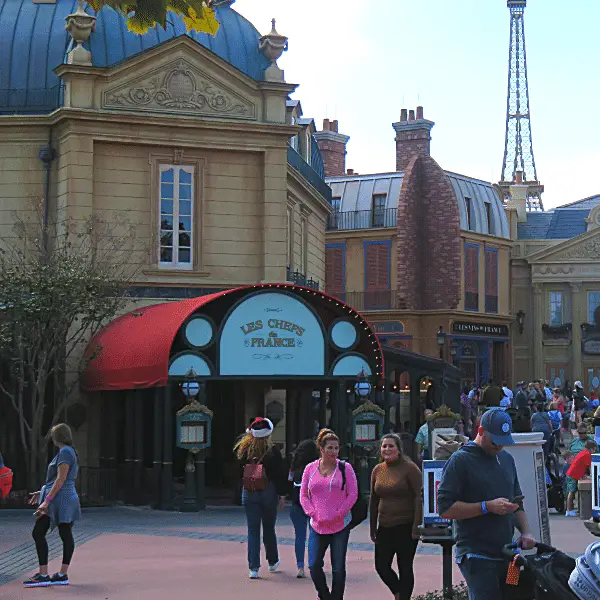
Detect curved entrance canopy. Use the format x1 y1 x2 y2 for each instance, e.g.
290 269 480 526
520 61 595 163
82 284 384 392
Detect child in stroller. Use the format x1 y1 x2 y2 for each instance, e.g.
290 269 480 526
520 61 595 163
503 542 578 599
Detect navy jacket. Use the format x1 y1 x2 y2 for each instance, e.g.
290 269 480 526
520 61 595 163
437 442 523 559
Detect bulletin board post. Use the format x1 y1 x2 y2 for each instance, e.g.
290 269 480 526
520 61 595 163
420 459 455 600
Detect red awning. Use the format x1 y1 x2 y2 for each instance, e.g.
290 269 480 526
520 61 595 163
81 289 234 392
81 284 384 392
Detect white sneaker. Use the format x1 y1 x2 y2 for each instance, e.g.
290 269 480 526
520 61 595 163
268 560 280 573
249 570 259 579
296 568 305 578
566 510 578 517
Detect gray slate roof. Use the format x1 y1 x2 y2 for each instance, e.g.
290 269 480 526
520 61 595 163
326 171 510 238
517 196 600 240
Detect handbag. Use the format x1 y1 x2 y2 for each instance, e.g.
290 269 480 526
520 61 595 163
242 452 269 492
339 460 368 529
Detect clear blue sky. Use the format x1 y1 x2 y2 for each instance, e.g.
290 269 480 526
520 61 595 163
236 0 600 209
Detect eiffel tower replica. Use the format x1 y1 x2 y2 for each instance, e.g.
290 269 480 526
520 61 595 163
499 0 544 212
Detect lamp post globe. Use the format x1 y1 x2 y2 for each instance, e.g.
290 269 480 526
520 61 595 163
182 368 200 399
354 368 372 399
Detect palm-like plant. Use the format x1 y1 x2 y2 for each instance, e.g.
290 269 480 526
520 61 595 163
86 0 220 35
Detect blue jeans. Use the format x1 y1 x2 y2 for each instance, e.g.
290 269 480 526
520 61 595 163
242 483 279 571
290 503 309 568
308 525 351 600
458 557 507 600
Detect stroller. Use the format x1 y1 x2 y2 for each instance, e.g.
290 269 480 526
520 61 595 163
502 543 578 599
546 446 566 514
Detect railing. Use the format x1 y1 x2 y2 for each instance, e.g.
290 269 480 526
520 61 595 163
77 467 119 506
287 145 332 202
328 289 400 311
327 208 397 231
286 267 320 290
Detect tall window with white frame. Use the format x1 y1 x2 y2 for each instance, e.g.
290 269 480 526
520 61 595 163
465 197 473 231
549 291 564 326
159 165 194 269
588 291 600 325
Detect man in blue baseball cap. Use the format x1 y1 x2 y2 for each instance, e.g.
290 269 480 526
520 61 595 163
438 408 535 600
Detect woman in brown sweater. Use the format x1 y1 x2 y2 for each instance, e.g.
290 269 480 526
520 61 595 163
370 434 423 600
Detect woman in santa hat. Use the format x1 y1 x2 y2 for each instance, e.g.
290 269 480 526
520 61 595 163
234 417 287 579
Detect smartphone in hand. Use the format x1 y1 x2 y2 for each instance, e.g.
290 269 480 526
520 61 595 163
511 495 525 504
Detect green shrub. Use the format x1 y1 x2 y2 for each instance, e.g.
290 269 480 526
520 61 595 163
414 583 469 600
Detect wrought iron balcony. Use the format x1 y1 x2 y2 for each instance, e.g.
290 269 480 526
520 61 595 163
327 208 397 231
287 145 332 203
287 267 319 290
327 289 400 311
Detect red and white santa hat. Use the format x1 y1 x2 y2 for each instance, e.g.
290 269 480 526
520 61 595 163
246 417 274 438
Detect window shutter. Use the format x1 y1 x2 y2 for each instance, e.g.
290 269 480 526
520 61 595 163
485 249 498 313
325 246 345 294
464 244 479 311
364 243 390 309
365 243 390 290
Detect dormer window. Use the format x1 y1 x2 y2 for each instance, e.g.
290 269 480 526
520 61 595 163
485 202 492 234
465 197 473 231
372 194 387 227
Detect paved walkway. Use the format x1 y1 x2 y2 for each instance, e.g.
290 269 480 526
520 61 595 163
0 506 595 599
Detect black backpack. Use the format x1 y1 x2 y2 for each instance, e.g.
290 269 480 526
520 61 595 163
339 460 368 530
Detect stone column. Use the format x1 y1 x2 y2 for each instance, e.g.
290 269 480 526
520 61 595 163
261 149 287 282
533 284 544 378
571 282 583 381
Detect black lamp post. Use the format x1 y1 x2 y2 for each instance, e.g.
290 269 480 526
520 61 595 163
436 326 446 360
181 368 200 512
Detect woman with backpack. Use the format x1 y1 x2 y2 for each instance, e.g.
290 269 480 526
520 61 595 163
300 428 358 600
370 434 422 600
234 417 287 580
289 439 319 578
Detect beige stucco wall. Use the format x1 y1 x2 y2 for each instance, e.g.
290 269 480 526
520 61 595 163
0 126 55 239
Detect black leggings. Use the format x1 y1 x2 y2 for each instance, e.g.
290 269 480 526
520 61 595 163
32 516 75 566
374 523 418 600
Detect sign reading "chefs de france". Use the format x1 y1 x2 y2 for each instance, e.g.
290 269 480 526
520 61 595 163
219 292 325 376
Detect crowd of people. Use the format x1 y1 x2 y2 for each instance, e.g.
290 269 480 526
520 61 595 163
236 417 423 600
12 380 600 598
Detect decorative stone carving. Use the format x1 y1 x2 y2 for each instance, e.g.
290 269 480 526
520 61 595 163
259 19 288 82
65 0 96 66
561 238 600 259
103 60 256 119
570 282 582 293
536 265 575 275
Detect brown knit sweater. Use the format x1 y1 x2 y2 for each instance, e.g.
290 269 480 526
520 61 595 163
369 459 423 535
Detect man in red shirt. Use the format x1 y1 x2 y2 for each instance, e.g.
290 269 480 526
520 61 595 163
565 440 597 516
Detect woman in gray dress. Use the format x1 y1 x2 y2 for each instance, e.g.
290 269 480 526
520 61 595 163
23 423 81 588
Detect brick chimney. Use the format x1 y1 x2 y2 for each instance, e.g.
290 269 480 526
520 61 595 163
313 119 350 177
392 106 435 172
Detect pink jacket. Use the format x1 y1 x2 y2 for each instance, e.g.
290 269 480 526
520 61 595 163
300 459 358 535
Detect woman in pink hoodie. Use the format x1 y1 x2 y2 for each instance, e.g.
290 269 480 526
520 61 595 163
300 429 358 600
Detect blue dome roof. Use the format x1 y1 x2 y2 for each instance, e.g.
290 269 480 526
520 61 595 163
0 0 269 114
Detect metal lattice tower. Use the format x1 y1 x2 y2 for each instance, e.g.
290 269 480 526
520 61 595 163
499 0 544 211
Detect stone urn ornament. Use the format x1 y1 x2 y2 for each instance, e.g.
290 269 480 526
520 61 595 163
65 0 97 66
259 19 288 82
